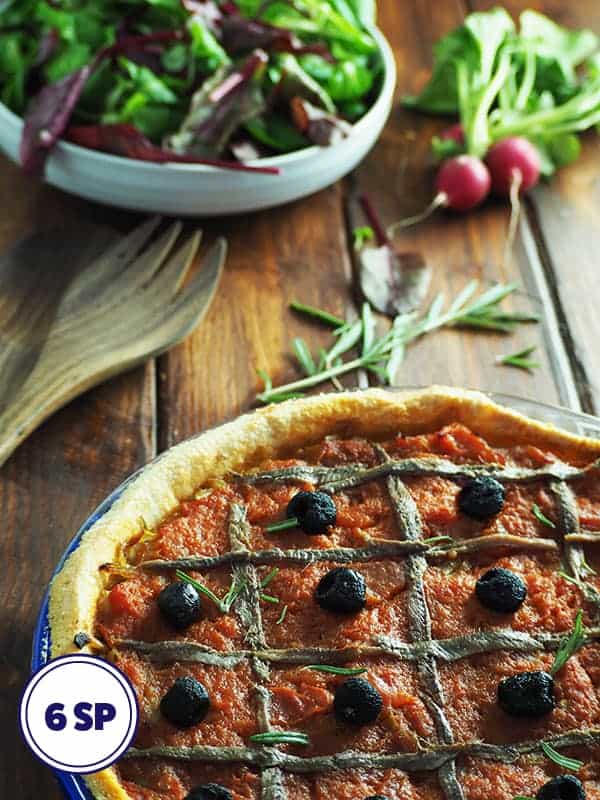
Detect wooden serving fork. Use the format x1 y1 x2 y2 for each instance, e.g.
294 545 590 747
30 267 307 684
0 217 226 468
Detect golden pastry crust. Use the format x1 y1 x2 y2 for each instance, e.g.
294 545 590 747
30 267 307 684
47 386 600 799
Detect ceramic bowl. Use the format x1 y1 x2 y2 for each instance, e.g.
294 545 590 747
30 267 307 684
0 28 396 216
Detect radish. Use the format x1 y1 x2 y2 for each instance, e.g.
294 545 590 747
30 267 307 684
485 137 541 196
389 155 491 233
439 122 465 146
485 137 541 266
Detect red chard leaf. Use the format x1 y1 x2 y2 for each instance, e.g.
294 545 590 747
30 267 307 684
166 49 268 156
182 0 224 32
66 124 279 173
290 97 351 146
34 28 60 67
20 64 92 174
357 194 431 316
359 247 431 316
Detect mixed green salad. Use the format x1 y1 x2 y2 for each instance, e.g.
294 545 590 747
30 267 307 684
0 0 383 173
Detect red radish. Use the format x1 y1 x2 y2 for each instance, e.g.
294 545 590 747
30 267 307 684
435 155 491 211
485 137 541 196
439 122 465 145
389 154 491 233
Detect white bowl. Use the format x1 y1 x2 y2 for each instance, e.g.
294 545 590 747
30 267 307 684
0 28 396 216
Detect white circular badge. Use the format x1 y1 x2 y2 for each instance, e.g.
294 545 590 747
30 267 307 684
20 655 139 773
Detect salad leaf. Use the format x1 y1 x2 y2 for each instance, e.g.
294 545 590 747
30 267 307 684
290 96 351 145
277 53 336 112
244 112 310 152
167 49 268 156
20 63 93 173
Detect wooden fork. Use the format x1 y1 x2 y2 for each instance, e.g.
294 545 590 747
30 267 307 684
0 218 226 468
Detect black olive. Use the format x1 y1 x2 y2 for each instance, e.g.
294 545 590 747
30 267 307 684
475 567 527 613
160 676 210 728
364 796 389 800
73 632 90 649
498 670 555 717
185 785 233 800
287 491 336 535
315 567 366 613
458 476 505 520
158 581 202 630
333 677 383 725
536 775 586 800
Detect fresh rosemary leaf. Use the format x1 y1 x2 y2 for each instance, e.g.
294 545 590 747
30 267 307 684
257 281 539 404
260 593 280 604
551 610 586 675
557 571 580 586
293 338 317 376
353 225 375 251
532 504 556 528
497 345 540 371
257 369 273 393
513 795 535 800
250 731 309 746
326 318 362 363
266 517 298 532
361 302 376 356
277 604 289 624
305 665 367 675
175 570 222 609
260 568 280 588
540 741 584 771
290 300 344 328
220 575 248 613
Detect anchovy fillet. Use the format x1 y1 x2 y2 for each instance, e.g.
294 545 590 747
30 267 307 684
123 728 600 770
378 441 465 800
551 481 600 613
237 457 599 493
115 627 600 666
140 534 557 574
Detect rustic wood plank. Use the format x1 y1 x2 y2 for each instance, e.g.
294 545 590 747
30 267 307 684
157 183 354 445
465 0 600 413
0 159 155 800
350 0 578 408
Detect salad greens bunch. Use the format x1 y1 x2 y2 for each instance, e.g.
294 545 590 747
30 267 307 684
404 7 600 175
0 0 382 172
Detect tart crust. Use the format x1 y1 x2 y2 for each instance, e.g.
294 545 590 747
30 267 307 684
48 386 600 800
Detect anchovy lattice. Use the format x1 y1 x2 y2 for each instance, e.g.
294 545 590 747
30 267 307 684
118 449 600 797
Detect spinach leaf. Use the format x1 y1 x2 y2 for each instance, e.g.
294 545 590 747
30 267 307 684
245 112 310 152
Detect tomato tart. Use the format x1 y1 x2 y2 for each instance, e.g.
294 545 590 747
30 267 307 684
49 387 600 800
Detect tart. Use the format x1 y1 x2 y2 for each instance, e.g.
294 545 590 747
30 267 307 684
48 387 600 800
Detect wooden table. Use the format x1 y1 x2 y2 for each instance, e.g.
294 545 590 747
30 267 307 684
2 0 599 795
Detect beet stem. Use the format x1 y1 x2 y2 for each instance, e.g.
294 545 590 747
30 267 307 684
359 193 390 247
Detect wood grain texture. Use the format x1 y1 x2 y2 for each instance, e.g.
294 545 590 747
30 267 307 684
467 0 600 412
0 164 155 800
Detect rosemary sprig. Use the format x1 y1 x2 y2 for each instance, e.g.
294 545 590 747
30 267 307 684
304 665 367 675
260 593 280 604
532 504 556 528
293 338 317 377
557 571 580 586
258 282 539 404
176 570 223 609
551 610 586 675
497 345 540 371
265 517 298 532
260 568 280 588
277 604 289 624
540 741 584 771
289 300 344 328
353 225 375 251
176 570 247 614
250 731 309 746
